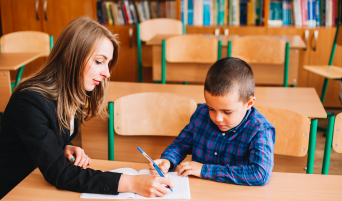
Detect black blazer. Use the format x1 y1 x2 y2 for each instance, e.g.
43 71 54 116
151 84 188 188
0 89 121 199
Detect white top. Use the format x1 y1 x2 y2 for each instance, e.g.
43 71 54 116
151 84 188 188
70 116 74 136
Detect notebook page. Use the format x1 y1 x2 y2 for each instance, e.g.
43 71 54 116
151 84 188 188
110 168 139 175
135 172 191 199
80 169 191 199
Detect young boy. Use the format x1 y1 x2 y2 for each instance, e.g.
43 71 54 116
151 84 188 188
149 57 275 186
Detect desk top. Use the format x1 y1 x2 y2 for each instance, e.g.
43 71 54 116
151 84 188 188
0 52 43 70
146 34 306 49
4 159 342 201
108 82 326 118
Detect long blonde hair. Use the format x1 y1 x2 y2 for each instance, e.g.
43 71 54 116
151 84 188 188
16 17 119 131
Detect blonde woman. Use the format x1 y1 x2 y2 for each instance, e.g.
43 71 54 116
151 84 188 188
0 17 173 199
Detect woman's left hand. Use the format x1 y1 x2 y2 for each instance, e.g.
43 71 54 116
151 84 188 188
64 145 92 169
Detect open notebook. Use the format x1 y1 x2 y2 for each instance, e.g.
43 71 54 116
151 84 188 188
80 168 191 199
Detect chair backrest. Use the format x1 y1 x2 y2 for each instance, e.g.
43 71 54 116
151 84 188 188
113 92 197 136
255 106 311 157
231 36 286 65
333 112 342 153
0 31 50 57
140 18 183 42
166 35 218 63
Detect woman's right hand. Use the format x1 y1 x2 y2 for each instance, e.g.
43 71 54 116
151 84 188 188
118 174 174 197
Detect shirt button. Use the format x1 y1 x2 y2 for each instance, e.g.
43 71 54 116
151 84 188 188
103 186 109 192
214 152 217 155
222 133 225 136
233 130 236 133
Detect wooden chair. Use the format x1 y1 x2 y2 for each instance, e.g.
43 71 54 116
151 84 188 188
256 106 318 174
0 31 53 92
321 113 342 174
161 35 222 84
227 36 290 87
107 92 197 161
303 26 341 109
137 19 184 82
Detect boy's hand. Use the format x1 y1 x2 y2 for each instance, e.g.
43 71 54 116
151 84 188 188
148 159 171 177
177 161 203 177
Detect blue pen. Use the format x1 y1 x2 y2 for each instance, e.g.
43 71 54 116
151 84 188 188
137 147 173 192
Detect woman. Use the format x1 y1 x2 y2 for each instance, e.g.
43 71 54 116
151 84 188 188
0 17 173 199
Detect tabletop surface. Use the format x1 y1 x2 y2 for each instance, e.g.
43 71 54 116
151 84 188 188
3 159 342 201
146 34 306 49
108 82 326 118
0 52 43 70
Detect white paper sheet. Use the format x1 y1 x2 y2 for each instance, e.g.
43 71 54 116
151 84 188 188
80 168 191 199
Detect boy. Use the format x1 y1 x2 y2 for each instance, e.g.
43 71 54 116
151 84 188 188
149 57 275 186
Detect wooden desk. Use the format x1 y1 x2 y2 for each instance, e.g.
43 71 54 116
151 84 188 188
0 52 43 112
107 82 326 118
147 34 305 85
3 159 342 201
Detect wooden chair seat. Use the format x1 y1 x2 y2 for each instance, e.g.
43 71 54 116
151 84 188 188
255 106 311 157
255 106 318 174
113 92 197 136
303 65 342 79
0 70 11 112
165 35 218 64
228 35 290 87
333 113 342 153
140 18 183 42
231 36 286 65
0 31 50 57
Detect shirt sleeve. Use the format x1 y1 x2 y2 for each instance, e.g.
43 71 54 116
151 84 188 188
201 128 275 186
160 107 200 171
13 92 122 194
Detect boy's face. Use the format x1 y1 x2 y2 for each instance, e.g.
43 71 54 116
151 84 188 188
204 90 256 132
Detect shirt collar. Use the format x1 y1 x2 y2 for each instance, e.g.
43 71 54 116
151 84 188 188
230 108 252 132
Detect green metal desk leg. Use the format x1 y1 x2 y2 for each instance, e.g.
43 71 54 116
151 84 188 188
161 40 166 84
108 102 114 161
283 43 290 87
137 23 143 83
218 41 222 60
227 41 232 57
11 65 26 93
321 115 335 175
321 78 329 103
317 78 331 132
183 23 186 34
50 35 54 50
307 119 318 174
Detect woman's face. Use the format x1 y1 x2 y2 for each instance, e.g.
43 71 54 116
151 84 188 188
83 37 113 92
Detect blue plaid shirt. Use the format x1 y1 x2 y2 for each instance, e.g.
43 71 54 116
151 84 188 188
161 104 275 186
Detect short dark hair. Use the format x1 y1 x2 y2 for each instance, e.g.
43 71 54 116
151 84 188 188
204 57 255 103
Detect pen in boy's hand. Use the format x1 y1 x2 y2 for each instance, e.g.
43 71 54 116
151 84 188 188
137 147 173 192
